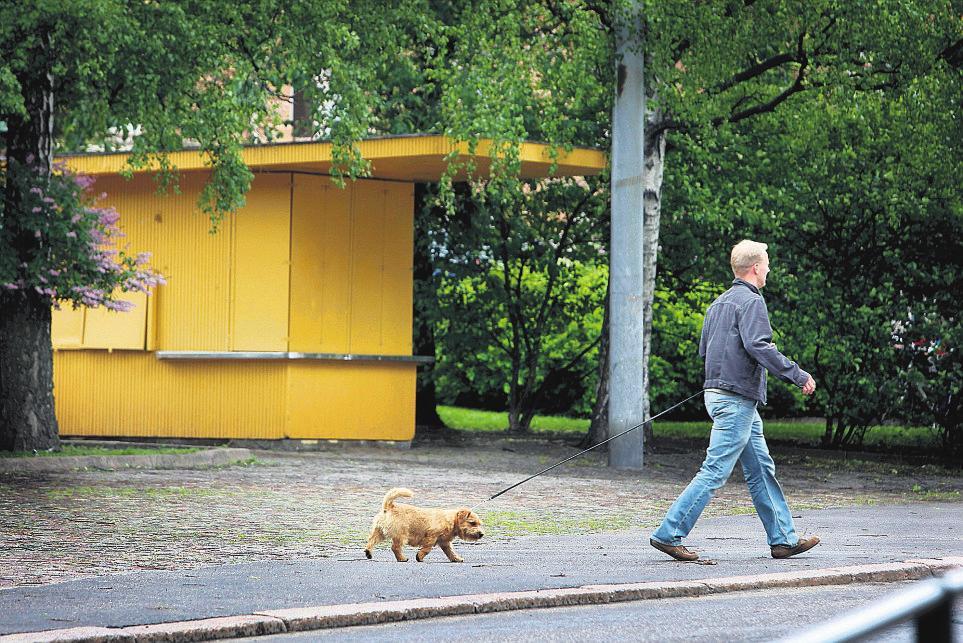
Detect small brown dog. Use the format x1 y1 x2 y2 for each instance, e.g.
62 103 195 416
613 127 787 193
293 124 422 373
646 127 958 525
364 488 484 562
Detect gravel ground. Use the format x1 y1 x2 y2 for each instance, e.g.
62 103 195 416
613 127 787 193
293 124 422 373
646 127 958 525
1 432 959 588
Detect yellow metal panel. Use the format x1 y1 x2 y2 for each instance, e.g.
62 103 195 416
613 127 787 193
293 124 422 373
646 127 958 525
317 182 353 352
282 176 415 356
286 362 415 440
348 183 385 353
289 176 352 352
379 182 414 354
53 352 286 439
51 305 85 349
82 291 148 349
289 174 327 352
92 173 232 351
231 173 291 351
145 288 158 351
53 351 413 441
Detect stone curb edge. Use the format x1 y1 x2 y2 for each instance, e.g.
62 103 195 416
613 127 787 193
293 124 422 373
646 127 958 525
0 449 254 474
4 557 961 643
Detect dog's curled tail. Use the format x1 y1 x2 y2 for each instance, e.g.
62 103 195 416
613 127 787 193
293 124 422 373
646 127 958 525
382 487 414 511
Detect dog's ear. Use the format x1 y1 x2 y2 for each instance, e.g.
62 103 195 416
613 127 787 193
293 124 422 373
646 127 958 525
456 509 470 521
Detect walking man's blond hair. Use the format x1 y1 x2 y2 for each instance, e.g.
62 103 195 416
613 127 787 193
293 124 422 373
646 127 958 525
730 240 768 276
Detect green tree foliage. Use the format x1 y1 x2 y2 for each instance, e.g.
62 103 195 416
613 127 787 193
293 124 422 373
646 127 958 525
658 36 961 449
0 0 416 450
4 0 957 451
648 280 723 416
898 314 962 458
431 178 609 432
384 0 961 448
428 0 958 446
766 70 962 450
368 2 613 434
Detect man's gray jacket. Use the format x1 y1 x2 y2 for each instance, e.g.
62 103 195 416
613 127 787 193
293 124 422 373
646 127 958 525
699 278 810 405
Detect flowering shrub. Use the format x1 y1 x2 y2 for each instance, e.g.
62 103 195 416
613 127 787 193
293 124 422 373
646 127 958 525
0 158 164 310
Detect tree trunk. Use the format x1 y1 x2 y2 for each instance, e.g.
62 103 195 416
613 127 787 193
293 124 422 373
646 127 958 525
513 350 544 433
412 184 446 435
508 407 521 433
508 383 538 433
821 417 835 448
506 298 527 434
640 95 667 451
507 373 529 433
0 53 60 452
831 417 848 448
414 365 445 433
582 286 610 448
519 403 538 434
0 291 61 452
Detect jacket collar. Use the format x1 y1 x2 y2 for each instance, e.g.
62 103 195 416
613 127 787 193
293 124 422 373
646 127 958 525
732 278 760 295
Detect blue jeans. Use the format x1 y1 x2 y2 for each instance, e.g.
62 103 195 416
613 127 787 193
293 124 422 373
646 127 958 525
651 390 798 547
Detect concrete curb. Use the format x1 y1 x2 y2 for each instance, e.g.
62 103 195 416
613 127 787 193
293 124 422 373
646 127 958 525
3 557 961 642
0 448 254 474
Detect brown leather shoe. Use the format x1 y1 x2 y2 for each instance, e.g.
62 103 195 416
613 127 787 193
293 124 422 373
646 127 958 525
650 538 699 561
771 535 820 559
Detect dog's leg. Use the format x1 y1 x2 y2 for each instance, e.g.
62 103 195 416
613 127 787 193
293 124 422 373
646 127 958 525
439 540 464 563
416 539 437 562
364 528 385 559
391 538 409 562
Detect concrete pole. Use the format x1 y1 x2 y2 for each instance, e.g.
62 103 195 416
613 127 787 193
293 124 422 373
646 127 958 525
608 2 646 470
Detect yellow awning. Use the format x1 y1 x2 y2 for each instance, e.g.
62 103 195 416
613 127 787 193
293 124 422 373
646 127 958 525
61 135 607 181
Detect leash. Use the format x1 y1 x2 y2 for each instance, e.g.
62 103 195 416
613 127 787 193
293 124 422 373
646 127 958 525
470 389 705 511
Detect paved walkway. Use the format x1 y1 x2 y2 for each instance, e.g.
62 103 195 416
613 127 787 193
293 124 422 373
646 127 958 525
1 436 958 588
0 435 960 640
1 504 961 638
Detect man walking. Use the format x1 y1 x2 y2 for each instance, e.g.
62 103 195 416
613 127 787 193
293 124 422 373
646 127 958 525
650 240 819 561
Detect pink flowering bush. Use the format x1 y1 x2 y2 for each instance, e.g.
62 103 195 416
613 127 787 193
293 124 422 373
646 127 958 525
0 159 164 310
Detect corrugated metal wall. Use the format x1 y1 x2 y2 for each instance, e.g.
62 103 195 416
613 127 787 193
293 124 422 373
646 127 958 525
81 172 236 351
286 175 414 438
288 175 413 354
232 174 291 351
53 171 415 441
54 352 287 438
286 362 415 440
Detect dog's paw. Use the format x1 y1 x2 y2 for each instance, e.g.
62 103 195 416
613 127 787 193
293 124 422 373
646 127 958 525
416 553 425 562
451 556 464 563
364 549 372 560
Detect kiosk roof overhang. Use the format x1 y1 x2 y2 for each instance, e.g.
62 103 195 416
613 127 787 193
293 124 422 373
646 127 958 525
62 134 607 181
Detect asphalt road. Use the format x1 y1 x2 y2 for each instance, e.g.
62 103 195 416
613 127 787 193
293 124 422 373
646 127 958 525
240 583 963 642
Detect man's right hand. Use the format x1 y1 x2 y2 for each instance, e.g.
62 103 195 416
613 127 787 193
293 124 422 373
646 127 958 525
802 375 816 396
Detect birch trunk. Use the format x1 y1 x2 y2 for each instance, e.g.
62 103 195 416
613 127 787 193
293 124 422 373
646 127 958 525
640 96 667 450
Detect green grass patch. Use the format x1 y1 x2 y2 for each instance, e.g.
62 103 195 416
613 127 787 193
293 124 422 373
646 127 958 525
0 445 202 458
911 485 961 501
654 421 939 449
438 406 588 434
211 456 263 469
438 405 940 449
